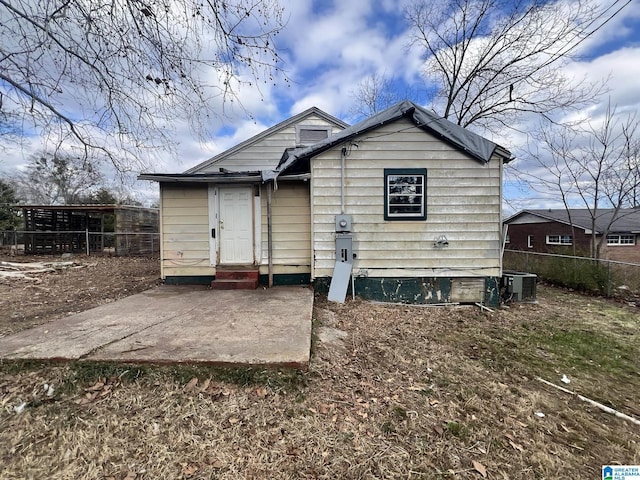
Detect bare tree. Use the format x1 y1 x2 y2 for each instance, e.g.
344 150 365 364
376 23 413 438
349 73 408 120
13 153 104 205
522 104 640 258
0 0 285 170
405 0 630 133
520 124 581 255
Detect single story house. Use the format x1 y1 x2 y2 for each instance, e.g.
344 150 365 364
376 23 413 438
504 208 640 262
140 100 512 305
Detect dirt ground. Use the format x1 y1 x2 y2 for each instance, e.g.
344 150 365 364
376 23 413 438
0 254 161 337
0 256 639 479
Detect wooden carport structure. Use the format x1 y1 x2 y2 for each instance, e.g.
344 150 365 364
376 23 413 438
21 204 159 255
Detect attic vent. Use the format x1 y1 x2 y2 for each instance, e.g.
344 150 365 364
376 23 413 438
297 126 330 145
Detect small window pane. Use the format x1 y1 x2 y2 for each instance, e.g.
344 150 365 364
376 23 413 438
608 234 635 245
547 235 572 245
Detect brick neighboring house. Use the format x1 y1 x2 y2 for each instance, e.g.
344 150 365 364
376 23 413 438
504 209 640 263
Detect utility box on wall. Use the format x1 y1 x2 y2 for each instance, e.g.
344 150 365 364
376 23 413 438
335 214 352 233
329 214 355 303
336 233 353 263
335 213 354 263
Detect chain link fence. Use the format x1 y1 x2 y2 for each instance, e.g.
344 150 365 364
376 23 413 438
0 230 160 256
503 249 640 297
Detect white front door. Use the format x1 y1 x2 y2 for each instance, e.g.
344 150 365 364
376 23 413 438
219 186 254 264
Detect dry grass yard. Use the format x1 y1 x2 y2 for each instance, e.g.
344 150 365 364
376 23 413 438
0 255 639 479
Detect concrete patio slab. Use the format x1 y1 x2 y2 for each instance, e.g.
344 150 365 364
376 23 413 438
0 285 313 368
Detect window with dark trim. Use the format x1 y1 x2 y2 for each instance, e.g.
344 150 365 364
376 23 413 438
384 168 427 220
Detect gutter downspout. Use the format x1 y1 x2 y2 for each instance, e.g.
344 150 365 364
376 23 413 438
267 183 273 287
340 146 346 214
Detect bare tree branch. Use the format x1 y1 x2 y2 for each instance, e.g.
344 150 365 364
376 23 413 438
0 0 287 170
349 72 412 121
518 102 640 258
405 0 630 133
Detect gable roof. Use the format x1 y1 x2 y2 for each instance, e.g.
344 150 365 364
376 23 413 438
263 100 512 182
505 209 640 234
185 107 349 174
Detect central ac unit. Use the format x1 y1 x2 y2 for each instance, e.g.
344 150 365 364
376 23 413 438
501 271 537 303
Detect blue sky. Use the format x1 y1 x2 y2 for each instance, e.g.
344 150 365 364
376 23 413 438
2 0 640 210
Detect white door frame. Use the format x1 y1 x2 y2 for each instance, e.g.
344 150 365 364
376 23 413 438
209 184 262 266
208 184 218 266
212 184 256 265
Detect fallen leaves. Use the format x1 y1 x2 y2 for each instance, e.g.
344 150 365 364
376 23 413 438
75 377 119 406
184 377 198 392
472 460 488 478
505 433 524 452
181 464 198 476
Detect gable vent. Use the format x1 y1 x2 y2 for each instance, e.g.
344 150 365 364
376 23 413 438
297 127 330 145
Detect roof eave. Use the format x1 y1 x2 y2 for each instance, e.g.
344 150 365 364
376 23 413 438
138 173 262 184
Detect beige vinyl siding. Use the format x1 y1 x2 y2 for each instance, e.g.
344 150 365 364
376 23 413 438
201 115 339 173
160 183 215 278
259 182 311 275
311 118 502 278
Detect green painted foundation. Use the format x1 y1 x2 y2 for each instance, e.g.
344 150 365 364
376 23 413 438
164 276 214 285
259 273 311 286
163 274 500 306
164 273 311 287
314 276 502 307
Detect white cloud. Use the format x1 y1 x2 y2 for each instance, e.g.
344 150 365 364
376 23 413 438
567 47 640 114
573 0 640 55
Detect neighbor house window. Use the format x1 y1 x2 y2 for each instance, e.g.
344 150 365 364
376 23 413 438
607 234 636 245
296 126 331 146
527 235 534 248
384 168 427 220
546 235 572 245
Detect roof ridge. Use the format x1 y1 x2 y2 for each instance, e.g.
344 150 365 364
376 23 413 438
263 99 510 182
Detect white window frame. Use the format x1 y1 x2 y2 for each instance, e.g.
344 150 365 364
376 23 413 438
606 234 636 246
546 234 572 245
527 235 534 248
